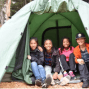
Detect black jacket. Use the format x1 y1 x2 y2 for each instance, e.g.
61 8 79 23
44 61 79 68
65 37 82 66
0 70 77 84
30 48 44 65
43 47 60 73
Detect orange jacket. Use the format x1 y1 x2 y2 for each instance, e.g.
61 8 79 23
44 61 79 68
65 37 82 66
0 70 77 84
73 43 89 63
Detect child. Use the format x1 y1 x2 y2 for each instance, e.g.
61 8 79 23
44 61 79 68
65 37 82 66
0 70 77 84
74 33 89 88
43 39 70 86
59 37 76 79
27 37 51 88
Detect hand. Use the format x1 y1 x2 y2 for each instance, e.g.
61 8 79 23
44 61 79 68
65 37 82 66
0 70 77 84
77 59 85 65
38 46 43 52
27 55 31 60
53 72 58 79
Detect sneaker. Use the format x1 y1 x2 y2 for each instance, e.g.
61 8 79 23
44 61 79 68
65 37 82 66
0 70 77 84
51 80 55 86
60 75 71 86
35 79 41 86
69 71 76 80
54 79 61 85
82 80 89 88
63 72 68 77
42 76 52 88
46 74 55 86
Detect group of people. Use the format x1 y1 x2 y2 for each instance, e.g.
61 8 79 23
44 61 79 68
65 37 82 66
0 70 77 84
27 33 89 88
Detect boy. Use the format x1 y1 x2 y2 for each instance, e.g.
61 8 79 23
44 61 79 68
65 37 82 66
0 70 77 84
74 33 89 88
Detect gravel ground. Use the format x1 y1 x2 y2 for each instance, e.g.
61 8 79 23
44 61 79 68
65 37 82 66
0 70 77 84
0 82 85 88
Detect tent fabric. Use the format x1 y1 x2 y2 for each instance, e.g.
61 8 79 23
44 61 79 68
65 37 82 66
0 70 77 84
12 27 33 84
13 26 27 72
28 11 89 47
0 0 89 83
71 0 89 36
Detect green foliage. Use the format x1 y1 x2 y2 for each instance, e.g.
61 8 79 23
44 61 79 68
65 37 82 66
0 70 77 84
11 0 32 16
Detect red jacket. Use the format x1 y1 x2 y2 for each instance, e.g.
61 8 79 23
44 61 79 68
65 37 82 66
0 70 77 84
73 43 89 63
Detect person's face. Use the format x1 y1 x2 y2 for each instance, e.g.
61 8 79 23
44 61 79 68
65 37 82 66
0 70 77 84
44 40 53 51
76 38 85 46
30 39 37 50
63 38 70 48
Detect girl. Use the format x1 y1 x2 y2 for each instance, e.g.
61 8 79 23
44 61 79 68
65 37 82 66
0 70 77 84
27 37 51 88
59 37 76 79
43 39 70 86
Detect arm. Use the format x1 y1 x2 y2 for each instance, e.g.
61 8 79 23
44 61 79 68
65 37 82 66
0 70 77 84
52 49 60 73
73 49 85 64
73 49 79 63
54 56 60 73
28 54 38 62
38 46 43 52
53 54 60 79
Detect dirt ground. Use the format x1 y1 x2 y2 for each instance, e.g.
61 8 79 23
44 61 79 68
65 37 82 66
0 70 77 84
0 82 85 88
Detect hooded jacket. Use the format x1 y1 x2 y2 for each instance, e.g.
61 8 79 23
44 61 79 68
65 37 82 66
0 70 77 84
43 47 60 73
30 47 44 65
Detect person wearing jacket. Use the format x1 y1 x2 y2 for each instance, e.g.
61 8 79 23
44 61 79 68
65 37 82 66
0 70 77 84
74 33 89 88
27 37 51 88
42 39 70 86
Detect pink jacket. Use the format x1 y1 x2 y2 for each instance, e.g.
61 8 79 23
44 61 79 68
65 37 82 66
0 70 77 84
59 46 74 61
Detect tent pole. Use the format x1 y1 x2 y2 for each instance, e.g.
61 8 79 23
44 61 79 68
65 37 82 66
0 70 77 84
56 20 59 47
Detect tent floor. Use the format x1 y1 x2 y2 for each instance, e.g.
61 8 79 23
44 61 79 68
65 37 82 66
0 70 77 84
1 73 24 82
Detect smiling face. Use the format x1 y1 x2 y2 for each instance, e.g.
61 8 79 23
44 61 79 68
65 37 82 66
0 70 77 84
44 40 53 52
30 39 37 50
63 38 70 48
76 38 85 46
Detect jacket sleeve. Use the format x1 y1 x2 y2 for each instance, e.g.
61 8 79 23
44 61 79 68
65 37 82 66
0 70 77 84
54 56 60 73
37 51 44 65
73 48 79 63
54 49 60 73
30 54 38 62
31 56 38 62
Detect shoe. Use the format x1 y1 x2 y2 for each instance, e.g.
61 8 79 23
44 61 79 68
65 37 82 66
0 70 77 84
69 71 76 80
54 79 61 85
46 74 55 86
51 80 55 86
35 79 41 86
82 80 89 88
42 76 52 88
63 72 68 77
60 75 71 86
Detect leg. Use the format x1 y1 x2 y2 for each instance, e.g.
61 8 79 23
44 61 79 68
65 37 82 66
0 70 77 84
44 65 52 76
31 62 41 80
38 65 46 82
42 66 52 88
60 54 70 71
78 64 89 88
78 64 89 81
68 53 76 79
44 66 54 85
69 53 75 71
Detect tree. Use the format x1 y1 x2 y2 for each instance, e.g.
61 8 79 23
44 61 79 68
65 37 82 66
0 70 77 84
11 0 33 16
0 0 6 25
0 0 33 25
6 0 11 20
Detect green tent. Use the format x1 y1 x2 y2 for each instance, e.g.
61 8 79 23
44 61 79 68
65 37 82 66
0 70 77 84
0 0 89 84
